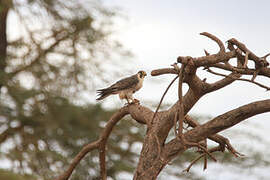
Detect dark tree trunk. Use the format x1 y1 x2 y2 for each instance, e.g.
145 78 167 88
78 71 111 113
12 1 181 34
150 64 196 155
0 2 9 89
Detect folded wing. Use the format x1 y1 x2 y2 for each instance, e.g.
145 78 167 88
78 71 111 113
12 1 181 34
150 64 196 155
96 75 139 100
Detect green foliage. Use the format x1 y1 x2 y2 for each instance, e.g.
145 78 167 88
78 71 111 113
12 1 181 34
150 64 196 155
0 0 132 179
1 85 145 179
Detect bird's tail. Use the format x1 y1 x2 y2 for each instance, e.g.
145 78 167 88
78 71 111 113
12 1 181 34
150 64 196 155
96 88 115 100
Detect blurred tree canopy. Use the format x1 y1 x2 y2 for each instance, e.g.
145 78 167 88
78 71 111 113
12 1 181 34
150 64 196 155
0 0 138 179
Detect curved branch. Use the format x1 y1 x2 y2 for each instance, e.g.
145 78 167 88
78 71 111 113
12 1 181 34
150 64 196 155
210 63 270 79
164 99 270 159
151 75 179 124
206 68 270 91
128 104 153 126
200 32 225 53
56 105 152 180
204 71 241 93
99 106 130 180
132 99 270 178
184 115 243 157
56 141 100 180
263 53 270 59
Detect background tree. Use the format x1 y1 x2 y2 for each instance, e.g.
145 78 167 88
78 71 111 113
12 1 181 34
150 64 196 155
56 32 270 180
0 0 141 179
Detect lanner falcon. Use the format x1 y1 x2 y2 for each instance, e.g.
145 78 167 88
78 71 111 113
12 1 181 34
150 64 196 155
96 70 147 104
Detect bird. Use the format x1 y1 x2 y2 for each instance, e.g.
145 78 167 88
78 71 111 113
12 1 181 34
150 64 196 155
96 70 147 104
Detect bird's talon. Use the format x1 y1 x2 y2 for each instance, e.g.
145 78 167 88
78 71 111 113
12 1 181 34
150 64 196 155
124 100 134 106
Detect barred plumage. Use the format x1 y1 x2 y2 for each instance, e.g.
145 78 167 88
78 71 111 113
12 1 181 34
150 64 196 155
96 71 147 103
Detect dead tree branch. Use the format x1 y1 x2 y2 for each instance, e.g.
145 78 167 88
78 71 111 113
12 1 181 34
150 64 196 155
56 105 151 180
200 32 225 53
206 68 270 91
55 32 270 180
55 141 100 180
151 75 179 124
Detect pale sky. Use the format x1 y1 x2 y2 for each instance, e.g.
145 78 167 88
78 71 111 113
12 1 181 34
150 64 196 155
103 0 270 118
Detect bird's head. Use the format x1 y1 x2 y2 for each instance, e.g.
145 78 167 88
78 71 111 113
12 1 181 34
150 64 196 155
138 70 147 79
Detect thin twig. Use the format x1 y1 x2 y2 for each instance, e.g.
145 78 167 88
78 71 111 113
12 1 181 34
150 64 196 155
204 49 210 56
151 75 179 158
151 75 179 124
224 139 245 157
183 153 205 173
183 146 220 173
184 115 243 158
206 68 270 91
263 53 270 59
174 111 178 137
186 142 217 162
203 139 207 171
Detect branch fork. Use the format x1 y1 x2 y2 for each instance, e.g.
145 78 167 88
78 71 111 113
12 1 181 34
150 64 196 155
56 32 270 180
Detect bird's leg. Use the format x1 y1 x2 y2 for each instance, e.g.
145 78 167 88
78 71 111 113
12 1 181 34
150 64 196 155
133 98 140 104
131 94 140 104
124 94 135 105
125 93 139 105
124 96 131 105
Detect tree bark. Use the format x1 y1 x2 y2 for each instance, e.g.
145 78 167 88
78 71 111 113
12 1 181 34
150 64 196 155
134 99 270 179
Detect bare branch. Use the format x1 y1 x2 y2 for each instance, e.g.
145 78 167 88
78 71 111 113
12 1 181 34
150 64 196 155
206 68 270 91
98 107 130 180
183 145 220 173
164 99 270 160
177 50 236 67
151 68 178 76
204 49 210 56
184 115 243 157
228 38 269 68
55 141 100 180
203 139 207 171
203 71 241 93
133 34 270 179
263 53 270 59
151 75 179 124
56 105 152 180
210 63 270 79
200 32 225 53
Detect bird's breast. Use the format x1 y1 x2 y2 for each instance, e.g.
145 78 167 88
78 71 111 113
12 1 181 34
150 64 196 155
135 78 144 91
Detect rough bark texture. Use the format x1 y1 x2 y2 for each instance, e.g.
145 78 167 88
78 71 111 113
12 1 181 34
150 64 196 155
56 33 270 180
